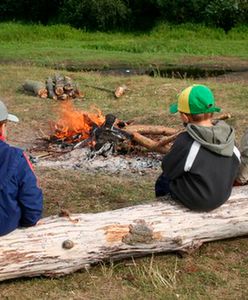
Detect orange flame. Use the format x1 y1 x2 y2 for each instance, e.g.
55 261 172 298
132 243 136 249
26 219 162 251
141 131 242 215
53 101 105 142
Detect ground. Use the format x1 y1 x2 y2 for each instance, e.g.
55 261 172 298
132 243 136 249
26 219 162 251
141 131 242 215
0 62 248 299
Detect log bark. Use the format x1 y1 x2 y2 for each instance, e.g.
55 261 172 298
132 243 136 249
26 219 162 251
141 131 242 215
131 132 170 153
54 74 65 96
46 77 57 100
0 186 248 282
114 85 128 98
124 125 178 136
23 80 48 98
154 130 184 147
63 76 74 91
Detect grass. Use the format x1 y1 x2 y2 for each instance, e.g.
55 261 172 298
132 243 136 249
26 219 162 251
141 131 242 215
0 22 248 298
0 22 248 69
0 62 248 299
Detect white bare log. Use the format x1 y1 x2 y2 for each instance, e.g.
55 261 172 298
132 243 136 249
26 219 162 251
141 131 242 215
1 186 248 282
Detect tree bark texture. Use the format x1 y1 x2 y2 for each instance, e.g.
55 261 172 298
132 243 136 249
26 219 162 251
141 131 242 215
124 125 178 136
0 186 248 282
23 80 48 98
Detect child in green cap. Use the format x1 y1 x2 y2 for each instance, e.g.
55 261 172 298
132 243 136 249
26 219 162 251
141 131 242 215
155 84 240 211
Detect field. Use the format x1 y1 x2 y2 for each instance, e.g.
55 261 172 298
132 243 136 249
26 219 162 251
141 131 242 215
0 23 248 299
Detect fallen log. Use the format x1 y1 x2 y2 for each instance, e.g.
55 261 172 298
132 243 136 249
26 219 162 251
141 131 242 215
124 125 178 136
154 130 184 148
131 132 170 153
86 84 129 98
23 80 48 98
0 186 248 282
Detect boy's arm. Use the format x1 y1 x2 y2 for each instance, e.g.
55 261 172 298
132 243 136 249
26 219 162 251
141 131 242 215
17 153 43 227
162 133 192 179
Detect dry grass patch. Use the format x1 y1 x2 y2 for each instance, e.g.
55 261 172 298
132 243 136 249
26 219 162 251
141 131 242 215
0 64 248 299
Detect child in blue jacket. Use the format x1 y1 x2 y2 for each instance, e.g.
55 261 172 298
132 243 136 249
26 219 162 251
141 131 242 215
0 100 43 236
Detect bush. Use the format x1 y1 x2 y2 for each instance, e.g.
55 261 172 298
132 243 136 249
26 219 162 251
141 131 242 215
59 0 131 31
156 0 209 24
205 0 248 32
0 0 61 24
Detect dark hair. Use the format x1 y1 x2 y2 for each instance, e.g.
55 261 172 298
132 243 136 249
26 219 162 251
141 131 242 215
0 120 7 126
186 113 213 122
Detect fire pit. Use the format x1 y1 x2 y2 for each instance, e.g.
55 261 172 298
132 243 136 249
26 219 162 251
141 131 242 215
30 101 180 173
30 101 231 174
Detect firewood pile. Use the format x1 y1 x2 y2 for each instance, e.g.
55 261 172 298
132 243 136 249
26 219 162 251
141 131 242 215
23 74 84 100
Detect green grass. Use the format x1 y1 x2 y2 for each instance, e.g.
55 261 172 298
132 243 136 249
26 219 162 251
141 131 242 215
0 22 248 299
0 63 248 299
0 22 248 68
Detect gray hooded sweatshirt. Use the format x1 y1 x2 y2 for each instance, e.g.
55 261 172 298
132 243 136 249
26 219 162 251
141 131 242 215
236 129 248 184
161 121 240 211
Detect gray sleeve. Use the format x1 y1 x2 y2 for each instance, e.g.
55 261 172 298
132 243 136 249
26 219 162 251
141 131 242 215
236 129 248 184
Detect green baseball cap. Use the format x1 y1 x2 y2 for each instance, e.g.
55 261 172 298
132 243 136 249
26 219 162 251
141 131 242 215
170 84 221 114
0 100 19 122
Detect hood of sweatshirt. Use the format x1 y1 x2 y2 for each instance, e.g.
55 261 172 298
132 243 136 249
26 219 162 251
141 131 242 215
186 120 235 157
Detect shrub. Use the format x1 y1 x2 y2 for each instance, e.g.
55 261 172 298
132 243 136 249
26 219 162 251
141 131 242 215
0 0 61 24
205 0 248 32
59 0 130 31
156 0 208 24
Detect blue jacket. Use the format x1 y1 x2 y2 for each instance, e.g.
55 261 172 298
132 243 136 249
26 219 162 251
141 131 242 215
0 140 43 236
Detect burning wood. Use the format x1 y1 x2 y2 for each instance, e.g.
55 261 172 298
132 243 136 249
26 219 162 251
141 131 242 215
23 74 83 100
52 101 105 144
46 102 179 155
45 101 233 157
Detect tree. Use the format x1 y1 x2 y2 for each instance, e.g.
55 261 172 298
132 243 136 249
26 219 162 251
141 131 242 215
60 0 130 31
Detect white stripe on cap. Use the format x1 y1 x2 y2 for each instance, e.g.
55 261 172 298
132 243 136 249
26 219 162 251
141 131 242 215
184 141 201 172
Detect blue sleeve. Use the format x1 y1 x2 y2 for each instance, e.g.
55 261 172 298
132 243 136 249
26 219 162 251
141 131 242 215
17 152 43 227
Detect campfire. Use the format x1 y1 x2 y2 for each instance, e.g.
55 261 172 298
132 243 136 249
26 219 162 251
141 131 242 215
48 101 181 156
34 101 232 156
52 101 105 144
49 101 134 155
31 101 231 173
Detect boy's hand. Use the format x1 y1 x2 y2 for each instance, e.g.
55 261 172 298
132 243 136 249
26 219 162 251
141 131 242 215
36 219 44 225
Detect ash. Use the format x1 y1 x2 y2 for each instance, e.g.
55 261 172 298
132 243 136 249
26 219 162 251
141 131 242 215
37 148 162 174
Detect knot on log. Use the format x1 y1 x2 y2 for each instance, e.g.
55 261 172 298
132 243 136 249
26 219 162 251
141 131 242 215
62 239 74 250
122 220 154 245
